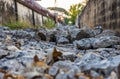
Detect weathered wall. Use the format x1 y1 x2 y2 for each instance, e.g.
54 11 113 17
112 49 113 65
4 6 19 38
17 2 33 24
79 0 120 30
0 0 51 26
0 0 15 24
34 12 43 26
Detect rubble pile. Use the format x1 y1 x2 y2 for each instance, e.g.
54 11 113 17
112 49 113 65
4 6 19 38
0 25 120 79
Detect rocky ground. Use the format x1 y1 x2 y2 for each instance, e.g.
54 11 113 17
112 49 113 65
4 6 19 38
0 25 120 79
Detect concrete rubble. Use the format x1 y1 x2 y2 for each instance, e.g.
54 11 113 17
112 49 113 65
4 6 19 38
0 25 120 79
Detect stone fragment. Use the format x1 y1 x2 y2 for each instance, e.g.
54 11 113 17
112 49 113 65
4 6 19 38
75 38 96 49
70 29 90 42
48 66 59 76
76 52 105 70
57 37 69 44
110 71 118 79
7 45 20 52
95 30 118 38
0 73 4 79
90 70 100 77
75 38 92 49
0 49 9 59
37 29 47 41
62 52 77 61
93 36 120 48
55 72 68 79
112 45 120 50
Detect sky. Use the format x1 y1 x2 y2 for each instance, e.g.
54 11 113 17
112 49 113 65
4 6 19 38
36 0 85 11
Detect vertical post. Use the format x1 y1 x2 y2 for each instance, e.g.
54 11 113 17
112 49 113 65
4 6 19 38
14 0 18 21
32 10 35 26
0 1 4 25
54 0 57 24
31 0 35 26
42 15 44 25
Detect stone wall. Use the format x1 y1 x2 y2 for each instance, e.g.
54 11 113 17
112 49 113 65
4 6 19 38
0 0 50 26
79 0 120 30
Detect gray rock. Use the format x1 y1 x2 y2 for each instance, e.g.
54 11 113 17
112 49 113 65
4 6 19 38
0 42 2 46
109 50 120 56
76 52 105 70
48 26 68 42
0 49 9 59
0 30 6 40
100 50 110 58
16 39 25 46
67 69 77 79
53 61 80 73
95 30 118 38
110 55 120 67
49 66 59 76
94 59 111 70
75 38 92 49
62 52 77 61
0 26 10 30
0 73 4 79
112 45 120 50
57 37 69 44
85 28 102 37
93 36 120 48
49 31 57 42
79 76 86 79
76 26 102 38
7 45 20 52
36 29 47 41
85 49 97 53
96 48 116 52
0 59 24 70
75 38 96 49
12 30 34 39
94 26 103 34
56 72 68 79
6 51 24 59
90 70 100 77
70 29 90 42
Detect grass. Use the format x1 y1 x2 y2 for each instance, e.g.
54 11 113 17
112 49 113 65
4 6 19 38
3 21 34 30
43 18 56 29
2 17 56 30
3 20 56 30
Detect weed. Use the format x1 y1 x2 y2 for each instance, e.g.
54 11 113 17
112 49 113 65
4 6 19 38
43 18 55 29
3 21 34 30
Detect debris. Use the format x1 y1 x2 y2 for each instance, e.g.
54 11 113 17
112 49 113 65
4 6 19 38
0 26 120 79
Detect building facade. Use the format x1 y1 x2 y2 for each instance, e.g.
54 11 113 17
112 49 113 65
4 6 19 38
79 0 120 31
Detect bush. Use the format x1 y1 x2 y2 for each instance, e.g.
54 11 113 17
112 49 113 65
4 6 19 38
43 18 55 29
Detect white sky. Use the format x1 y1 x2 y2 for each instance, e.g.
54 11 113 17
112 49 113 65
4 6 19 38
36 0 84 11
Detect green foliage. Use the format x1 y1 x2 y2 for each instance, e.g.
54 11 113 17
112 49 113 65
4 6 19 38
4 21 33 30
43 18 55 29
67 3 85 25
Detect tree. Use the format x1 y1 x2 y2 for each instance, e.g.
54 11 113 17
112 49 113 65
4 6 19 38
47 7 68 15
67 3 84 25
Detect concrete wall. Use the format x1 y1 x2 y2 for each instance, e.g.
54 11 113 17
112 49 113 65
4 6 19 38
0 0 50 26
17 2 33 24
79 0 120 30
34 12 43 26
0 0 15 24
